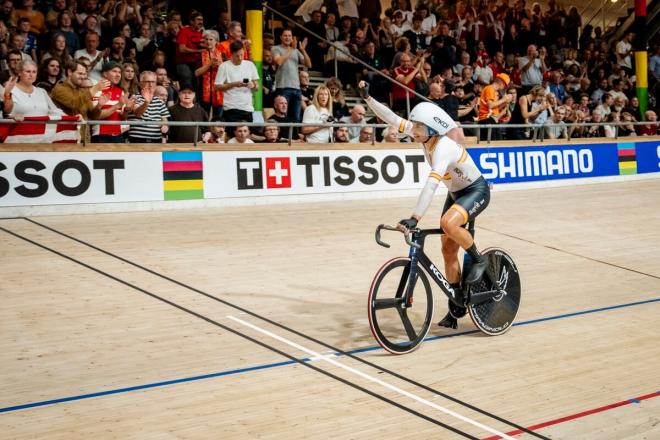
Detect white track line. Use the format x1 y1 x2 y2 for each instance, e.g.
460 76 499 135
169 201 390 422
227 315 514 439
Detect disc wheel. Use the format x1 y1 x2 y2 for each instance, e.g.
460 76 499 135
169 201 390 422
467 248 521 336
368 257 434 354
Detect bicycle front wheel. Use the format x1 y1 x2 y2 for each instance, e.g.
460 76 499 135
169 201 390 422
368 257 434 354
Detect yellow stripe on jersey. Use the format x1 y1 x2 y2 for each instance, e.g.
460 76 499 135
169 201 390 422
429 171 443 181
450 204 469 224
458 149 468 163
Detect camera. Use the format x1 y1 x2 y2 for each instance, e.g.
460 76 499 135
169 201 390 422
326 115 335 123
243 78 249 84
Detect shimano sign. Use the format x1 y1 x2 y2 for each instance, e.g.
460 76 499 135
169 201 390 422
469 143 620 183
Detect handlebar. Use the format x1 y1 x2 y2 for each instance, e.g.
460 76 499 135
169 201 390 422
375 224 421 249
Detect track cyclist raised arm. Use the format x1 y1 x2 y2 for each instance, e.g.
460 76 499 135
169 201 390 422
358 80 491 328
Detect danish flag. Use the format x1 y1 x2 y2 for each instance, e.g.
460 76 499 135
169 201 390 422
0 116 80 143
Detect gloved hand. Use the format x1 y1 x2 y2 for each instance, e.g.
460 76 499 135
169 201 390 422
358 81 370 100
398 217 418 230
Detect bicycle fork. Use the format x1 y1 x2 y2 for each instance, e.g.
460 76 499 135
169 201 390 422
402 234 421 308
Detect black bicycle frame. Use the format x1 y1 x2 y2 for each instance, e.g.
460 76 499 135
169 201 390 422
403 221 476 306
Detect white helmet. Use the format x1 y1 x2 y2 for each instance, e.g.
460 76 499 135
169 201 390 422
409 102 455 136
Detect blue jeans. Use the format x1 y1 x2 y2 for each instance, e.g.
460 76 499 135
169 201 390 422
276 88 302 122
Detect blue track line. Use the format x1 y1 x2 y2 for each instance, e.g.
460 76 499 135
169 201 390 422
2 296 659 414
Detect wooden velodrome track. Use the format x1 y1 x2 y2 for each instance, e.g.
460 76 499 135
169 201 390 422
1 178 659 439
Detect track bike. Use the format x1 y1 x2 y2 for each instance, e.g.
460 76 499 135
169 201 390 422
367 221 521 354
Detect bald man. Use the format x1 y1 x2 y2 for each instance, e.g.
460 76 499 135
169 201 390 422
339 104 368 139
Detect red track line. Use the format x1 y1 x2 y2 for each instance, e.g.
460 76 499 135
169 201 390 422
482 391 660 440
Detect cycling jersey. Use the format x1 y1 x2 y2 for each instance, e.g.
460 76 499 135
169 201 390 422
364 96 486 220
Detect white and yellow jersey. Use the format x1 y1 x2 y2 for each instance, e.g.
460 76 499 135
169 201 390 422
424 135 482 193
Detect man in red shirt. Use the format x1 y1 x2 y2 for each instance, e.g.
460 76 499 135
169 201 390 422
176 10 205 88
92 61 133 143
392 53 421 115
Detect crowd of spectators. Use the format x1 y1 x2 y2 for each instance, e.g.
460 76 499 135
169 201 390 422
0 0 658 144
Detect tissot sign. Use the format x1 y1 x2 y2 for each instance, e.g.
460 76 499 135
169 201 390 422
204 150 429 197
1 141 658 209
0 153 162 206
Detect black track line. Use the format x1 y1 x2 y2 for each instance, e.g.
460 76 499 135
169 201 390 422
478 225 660 281
24 217 547 439
0 225 477 439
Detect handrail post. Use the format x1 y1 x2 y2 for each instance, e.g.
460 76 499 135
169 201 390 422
193 122 199 147
334 56 338 79
288 126 293 146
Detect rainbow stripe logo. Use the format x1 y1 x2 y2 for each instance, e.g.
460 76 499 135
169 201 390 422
162 152 204 200
617 143 637 175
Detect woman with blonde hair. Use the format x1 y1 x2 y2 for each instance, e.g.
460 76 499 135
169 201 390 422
301 84 333 143
195 29 224 120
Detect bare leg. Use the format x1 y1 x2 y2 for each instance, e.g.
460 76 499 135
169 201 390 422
441 234 461 284
440 208 474 251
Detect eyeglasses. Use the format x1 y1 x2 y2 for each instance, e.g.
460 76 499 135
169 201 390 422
142 80 156 83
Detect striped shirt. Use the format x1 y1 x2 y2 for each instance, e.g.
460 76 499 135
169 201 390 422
128 95 170 140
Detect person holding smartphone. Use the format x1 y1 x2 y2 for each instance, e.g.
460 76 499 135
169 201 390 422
214 39 259 135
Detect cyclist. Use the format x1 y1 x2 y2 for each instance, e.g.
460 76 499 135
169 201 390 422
358 80 490 328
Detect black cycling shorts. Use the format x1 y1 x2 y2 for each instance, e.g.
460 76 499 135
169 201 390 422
441 176 490 224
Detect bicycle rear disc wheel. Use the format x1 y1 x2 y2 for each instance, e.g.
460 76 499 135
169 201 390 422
368 257 434 354
468 248 521 336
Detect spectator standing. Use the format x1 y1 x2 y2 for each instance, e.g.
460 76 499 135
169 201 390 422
360 40 390 102
299 70 314 113
155 67 178 108
301 84 333 143
544 105 568 139
615 32 634 76
272 29 312 122
127 70 171 143
11 0 46 35
74 31 103 82
3 60 65 120
403 15 428 55
219 21 251 61
214 40 259 130
91 61 133 143
175 10 204 88
477 72 512 140
518 44 547 94
391 52 420 114
168 84 209 143
195 29 224 120
50 60 108 126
